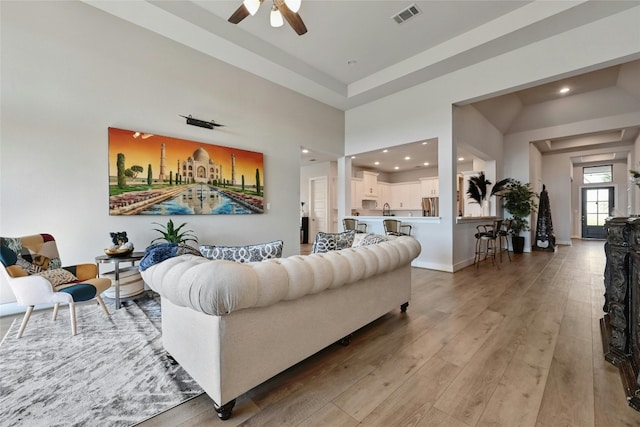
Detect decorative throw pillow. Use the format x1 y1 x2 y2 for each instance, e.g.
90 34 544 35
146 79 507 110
361 233 388 246
36 268 78 286
199 240 284 263
312 230 356 253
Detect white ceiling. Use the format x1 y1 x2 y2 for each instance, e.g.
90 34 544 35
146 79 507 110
86 1 640 172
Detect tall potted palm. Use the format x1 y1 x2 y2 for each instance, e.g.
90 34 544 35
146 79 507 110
502 179 538 253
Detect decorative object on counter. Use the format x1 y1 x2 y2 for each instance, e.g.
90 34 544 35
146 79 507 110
151 219 198 245
466 173 510 216
534 185 556 251
382 202 391 216
502 179 538 253
105 231 134 257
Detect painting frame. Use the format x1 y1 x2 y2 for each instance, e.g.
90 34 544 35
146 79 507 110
108 127 264 216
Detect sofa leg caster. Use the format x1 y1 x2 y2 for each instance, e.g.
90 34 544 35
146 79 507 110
214 399 236 420
400 302 409 313
339 334 353 346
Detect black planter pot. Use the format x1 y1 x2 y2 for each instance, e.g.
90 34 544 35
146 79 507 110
512 235 525 254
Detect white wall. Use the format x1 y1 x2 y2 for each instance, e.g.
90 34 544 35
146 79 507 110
0 2 344 306
345 5 640 269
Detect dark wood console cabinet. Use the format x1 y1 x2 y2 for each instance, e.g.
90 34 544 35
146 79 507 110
601 216 640 411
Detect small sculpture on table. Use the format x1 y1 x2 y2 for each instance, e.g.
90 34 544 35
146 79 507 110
105 231 134 257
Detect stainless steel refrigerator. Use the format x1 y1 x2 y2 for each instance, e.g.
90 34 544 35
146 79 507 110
422 197 439 216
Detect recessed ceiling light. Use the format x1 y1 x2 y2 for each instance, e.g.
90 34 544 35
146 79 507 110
382 149 388 153
404 156 411 160
560 87 570 94
422 142 428 145
302 149 309 153
351 156 356 159
424 162 429 166
374 161 380 165
458 157 464 161
394 166 400 170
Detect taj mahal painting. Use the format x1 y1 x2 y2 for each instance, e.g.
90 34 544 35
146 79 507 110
108 127 264 215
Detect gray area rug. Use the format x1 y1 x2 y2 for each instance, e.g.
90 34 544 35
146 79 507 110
0 294 203 426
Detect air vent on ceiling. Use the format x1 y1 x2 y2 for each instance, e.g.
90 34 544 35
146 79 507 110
392 4 421 24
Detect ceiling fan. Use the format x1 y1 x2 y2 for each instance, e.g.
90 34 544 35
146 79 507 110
228 0 307 36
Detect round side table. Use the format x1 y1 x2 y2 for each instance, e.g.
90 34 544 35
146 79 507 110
95 252 145 309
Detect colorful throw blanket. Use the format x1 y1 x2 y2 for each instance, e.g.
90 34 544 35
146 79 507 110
139 243 202 271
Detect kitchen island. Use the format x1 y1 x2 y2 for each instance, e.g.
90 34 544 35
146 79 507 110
347 215 500 272
346 216 442 270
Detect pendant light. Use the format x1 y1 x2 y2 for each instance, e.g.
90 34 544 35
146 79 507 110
270 3 284 27
285 0 301 13
243 0 261 16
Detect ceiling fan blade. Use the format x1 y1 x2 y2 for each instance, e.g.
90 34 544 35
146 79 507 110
228 4 250 24
275 0 307 35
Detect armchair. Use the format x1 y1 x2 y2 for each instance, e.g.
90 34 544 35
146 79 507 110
0 234 111 338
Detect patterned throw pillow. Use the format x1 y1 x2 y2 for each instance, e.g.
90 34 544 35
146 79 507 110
361 233 388 246
36 268 78 286
312 230 356 253
199 240 284 263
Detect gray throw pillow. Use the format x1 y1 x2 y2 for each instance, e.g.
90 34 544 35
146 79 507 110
312 230 356 253
199 240 283 263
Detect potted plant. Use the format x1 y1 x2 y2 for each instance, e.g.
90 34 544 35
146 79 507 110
502 179 538 253
151 219 198 245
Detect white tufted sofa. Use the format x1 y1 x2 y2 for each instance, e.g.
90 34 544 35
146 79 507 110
140 235 421 419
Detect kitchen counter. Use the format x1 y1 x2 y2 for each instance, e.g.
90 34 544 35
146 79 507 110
346 216 442 270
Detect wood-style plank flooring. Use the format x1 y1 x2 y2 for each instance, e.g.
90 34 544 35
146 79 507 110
137 239 640 426
3 240 639 426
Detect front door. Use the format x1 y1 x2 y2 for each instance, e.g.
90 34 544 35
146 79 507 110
581 187 614 239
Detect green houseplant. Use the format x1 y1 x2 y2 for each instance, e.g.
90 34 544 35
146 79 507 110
502 179 538 253
151 219 198 245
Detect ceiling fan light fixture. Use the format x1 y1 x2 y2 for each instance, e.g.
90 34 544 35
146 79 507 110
270 4 284 27
243 0 261 16
285 0 301 13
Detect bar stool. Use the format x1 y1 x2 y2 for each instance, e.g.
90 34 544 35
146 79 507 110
343 218 367 233
474 219 503 268
383 219 412 236
498 219 512 262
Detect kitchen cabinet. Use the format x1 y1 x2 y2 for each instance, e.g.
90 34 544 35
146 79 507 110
378 182 391 207
362 171 379 199
390 182 421 210
351 178 363 209
420 177 439 197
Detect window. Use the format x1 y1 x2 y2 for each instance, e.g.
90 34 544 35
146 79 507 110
583 165 612 184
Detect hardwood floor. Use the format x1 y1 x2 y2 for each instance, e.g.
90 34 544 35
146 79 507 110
135 239 640 426
4 240 639 425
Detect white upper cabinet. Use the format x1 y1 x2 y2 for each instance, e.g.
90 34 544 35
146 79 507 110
362 171 379 198
351 178 363 209
420 177 439 197
390 182 421 210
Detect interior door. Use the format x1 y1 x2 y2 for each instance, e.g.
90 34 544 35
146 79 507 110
309 176 328 241
581 187 614 239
